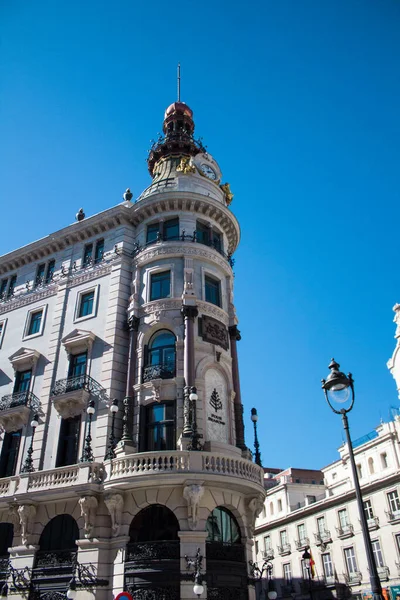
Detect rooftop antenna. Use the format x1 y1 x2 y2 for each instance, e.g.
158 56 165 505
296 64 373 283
177 63 181 102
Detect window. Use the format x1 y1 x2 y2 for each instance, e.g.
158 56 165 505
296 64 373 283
45 259 55 283
164 218 179 241
0 279 7 299
142 402 175 452
146 218 179 243
212 229 222 253
150 271 171 301
278 499 282 512
264 535 271 551
283 563 292 583
0 320 6 348
94 239 104 263
344 547 358 574
269 502 274 516
68 352 87 379
14 370 32 393
7 275 17 298
56 416 81 467
83 243 93 266
206 507 241 544
78 290 95 318
317 516 326 534
146 222 160 244
35 263 46 287
307 495 316 504
205 275 221 307
371 540 384 568
255 540 259 555
280 530 288 546
27 310 43 336
301 560 309 579
356 463 363 478
196 221 209 245
297 523 306 542
322 553 334 578
381 452 388 469
368 457 375 474
387 490 400 514
395 533 400 555
144 330 176 381
338 509 349 528
364 499 374 521
0 430 22 477
332 472 337 480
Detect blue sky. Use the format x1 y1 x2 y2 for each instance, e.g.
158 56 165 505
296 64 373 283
1 0 400 469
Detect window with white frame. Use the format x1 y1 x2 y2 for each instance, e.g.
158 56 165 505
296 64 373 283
368 457 375 474
297 523 307 543
371 540 384 568
338 508 349 528
0 319 6 348
344 547 358 574
381 452 388 469
264 535 271 551
280 530 288 547
277 498 282 512
364 499 374 521
283 563 292 583
356 463 363 478
317 516 326 534
322 553 334 578
75 287 98 322
387 490 400 515
23 306 47 339
395 533 400 556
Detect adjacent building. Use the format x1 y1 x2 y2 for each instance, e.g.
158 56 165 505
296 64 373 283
0 99 265 599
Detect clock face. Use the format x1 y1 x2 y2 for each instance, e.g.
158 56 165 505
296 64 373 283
200 163 217 180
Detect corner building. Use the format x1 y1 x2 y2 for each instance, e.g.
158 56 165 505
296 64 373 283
0 100 265 599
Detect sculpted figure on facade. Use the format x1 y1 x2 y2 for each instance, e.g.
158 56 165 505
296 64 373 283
79 495 98 538
18 504 36 545
104 493 124 537
246 494 264 537
183 483 205 530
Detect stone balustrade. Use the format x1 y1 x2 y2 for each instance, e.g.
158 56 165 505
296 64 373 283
28 465 80 490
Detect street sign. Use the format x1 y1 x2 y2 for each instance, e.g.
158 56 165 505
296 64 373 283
115 593 134 600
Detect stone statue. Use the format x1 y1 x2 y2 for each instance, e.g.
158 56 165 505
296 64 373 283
177 157 196 174
104 493 124 537
123 188 133 202
247 494 264 537
220 183 234 205
76 208 85 221
79 496 98 538
18 504 36 545
183 484 204 530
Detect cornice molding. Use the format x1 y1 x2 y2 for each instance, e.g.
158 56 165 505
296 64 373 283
134 242 233 274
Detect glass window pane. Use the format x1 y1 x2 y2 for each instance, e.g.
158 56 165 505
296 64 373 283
83 244 93 266
15 370 32 393
69 353 87 378
95 239 104 263
28 310 42 335
205 275 221 307
150 271 170 301
146 223 159 243
164 218 179 240
196 221 209 244
46 260 55 283
36 264 46 285
79 291 94 317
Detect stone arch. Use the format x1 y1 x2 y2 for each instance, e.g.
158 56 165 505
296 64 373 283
202 492 247 541
33 500 83 543
195 354 232 382
37 514 79 552
139 322 181 347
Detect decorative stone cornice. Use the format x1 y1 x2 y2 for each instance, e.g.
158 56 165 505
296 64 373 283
0 285 57 316
197 301 229 326
9 347 41 372
61 329 96 354
134 242 233 274
181 305 199 320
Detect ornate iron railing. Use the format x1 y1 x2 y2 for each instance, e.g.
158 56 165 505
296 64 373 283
208 589 248 600
142 363 175 383
344 571 362 585
35 550 77 569
294 536 309 550
126 586 180 600
0 390 40 412
126 541 180 563
206 542 245 562
314 529 332 544
336 523 354 537
50 374 107 400
277 543 291 555
148 131 206 156
262 549 274 560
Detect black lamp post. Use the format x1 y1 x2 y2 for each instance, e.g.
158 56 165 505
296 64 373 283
322 359 383 600
81 400 95 463
104 398 119 460
185 548 204 597
302 547 313 600
251 408 262 466
21 414 39 473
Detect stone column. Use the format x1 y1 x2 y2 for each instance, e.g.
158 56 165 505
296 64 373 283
120 315 139 450
179 531 208 600
229 325 246 450
181 305 198 437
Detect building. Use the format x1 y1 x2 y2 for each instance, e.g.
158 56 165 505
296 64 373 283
253 417 400 600
0 98 265 599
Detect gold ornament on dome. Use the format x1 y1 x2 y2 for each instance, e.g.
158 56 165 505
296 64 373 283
220 182 234 205
176 157 196 174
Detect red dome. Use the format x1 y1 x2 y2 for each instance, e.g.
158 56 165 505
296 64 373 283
164 102 193 119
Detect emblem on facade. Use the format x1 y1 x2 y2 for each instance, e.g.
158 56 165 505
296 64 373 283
220 182 234 205
200 315 229 350
209 389 222 412
176 157 196 174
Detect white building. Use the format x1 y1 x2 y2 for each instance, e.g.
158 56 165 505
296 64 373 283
253 416 400 600
0 99 265 599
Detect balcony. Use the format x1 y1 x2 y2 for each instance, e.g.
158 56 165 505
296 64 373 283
366 516 380 530
314 530 332 545
143 363 175 383
344 571 362 586
0 390 40 432
277 543 291 556
50 374 105 418
295 537 309 551
377 566 389 581
385 509 400 524
396 561 400 576
262 549 274 560
325 575 335 587
336 524 354 539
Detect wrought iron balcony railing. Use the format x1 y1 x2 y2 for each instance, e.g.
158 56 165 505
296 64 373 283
344 571 362 585
314 530 332 545
0 390 40 412
206 542 245 562
377 566 389 580
295 536 309 550
336 523 354 538
35 549 77 570
126 541 180 563
262 549 274 560
385 509 400 523
277 543 291 556
50 374 106 398
143 363 175 383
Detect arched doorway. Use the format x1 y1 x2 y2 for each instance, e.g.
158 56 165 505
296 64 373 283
125 504 180 599
0 523 13 591
206 507 248 599
31 515 79 598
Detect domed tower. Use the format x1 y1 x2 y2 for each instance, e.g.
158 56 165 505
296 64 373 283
112 99 265 600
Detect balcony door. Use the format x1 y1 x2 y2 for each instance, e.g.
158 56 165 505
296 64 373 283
0 430 22 477
56 416 81 467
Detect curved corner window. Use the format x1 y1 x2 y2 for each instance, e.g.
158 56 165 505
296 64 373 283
143 330 176 382
206 507 241 544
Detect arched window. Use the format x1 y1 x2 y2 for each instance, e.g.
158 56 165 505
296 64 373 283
129 505 180 543
270 502 274 515
143 330 176 382
38 514 79 552
0 525 12 598
206 507 241 544
368 457 375 474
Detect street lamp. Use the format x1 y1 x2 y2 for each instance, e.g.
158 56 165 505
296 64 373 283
21 414 39 473
81 400 95 462
185 548 204 597
322 359 383 600
66 577 77 600
251 408 262 466
104 398 119 460
302 547 313 600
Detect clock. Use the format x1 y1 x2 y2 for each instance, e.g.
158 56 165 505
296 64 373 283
200 163 217 180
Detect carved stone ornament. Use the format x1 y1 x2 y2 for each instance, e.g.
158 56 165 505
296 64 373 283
61 329 95 355
220 182 234 205
79 496 98 538
176 157 196 174
18 504 36 545
246 495 264 537
183 484 204 531
9 347 40 372
0 406 31 433
8 504 20 534
200 315 229 350
53 389 91 419
104 493 124 537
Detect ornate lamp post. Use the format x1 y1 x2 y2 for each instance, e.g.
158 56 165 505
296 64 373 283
104 398 119 460
251 408 262 466
81 400 95 463
66 577 77 600
185 548 204 597
322 359 383 600
21 414 39 473
188 387 202 451
302 547 313 600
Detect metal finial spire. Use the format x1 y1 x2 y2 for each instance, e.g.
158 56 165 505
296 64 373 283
177 63 181 101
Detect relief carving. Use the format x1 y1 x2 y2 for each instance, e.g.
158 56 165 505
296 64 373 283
247 495 264 537
79 496 98 539
104 493 124 537
183 484 204 530
18 504 36 545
